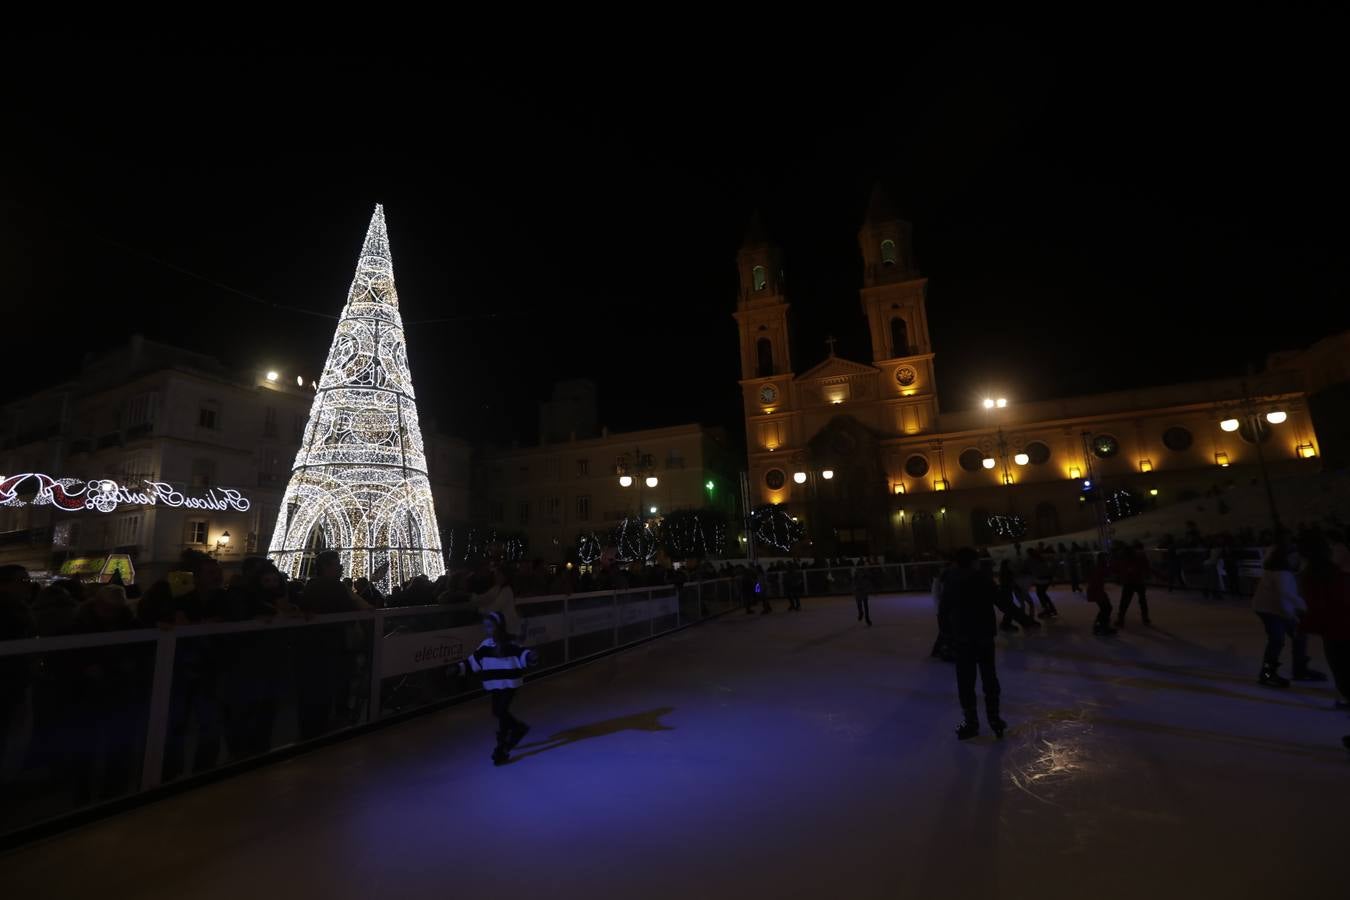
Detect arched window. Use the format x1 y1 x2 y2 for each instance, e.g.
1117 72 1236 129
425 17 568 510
752 265 767 291
881 239 897 266
756 338 774 378
890 318 909 357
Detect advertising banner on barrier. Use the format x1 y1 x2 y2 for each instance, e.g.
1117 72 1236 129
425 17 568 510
568 606 617 636
521 613 569 646
380 625 479 679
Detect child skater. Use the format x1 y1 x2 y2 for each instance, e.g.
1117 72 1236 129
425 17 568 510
457 611 537 766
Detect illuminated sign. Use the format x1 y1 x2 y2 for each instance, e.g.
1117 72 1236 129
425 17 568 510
0 473 251 514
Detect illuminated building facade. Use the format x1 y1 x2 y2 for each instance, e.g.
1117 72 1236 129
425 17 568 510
736 186 1333 556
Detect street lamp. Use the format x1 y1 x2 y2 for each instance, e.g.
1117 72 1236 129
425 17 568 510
1013 452 1030 466
981 457 996 470
793 471 808 484
645 475 659 488
618 448 659 521
820 469 834 480
619 475 633 487
1220 418 1240 432
266 370 279 382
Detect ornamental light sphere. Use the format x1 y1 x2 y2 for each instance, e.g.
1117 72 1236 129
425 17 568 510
267 205 444 594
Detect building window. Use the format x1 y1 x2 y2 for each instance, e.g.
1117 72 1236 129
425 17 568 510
577 458 590 477
752 265 767 291
114 515 141 547
881 239 897 266
1239 418 1272 445
190 458 216 489
188 520 208 545
544 496 561 521
490 501 504 523
1162 426 1194 452
577 495 591 521
263 406 278 438
125 391 159 428
518 465 530 482
665 449 685 469
518 501 530 526
890 318 909 357
198 406 219 430
756 338 774 378
958 448 985 472
904 454 930 478
1092 434 1120 459
1024 441 1052 465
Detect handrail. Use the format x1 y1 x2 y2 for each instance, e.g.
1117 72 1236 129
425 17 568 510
0 583 688 657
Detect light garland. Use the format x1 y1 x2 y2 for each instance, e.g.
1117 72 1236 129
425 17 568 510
751 504 804 553
612 516 657 562
987 513 1027 540
576 531 604 564
268 206 445 593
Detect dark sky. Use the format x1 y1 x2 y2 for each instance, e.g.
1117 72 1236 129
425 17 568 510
5 26 1346 446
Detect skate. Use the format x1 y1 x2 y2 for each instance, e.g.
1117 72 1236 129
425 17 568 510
492 748 510 766
1292 665 1329 683
987 701 1007 739
505 722 530 751
1093 622 1117 636
955 717 980 741
1258 663 1291 688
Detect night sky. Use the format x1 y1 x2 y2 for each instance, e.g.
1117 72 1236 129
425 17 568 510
5 27 1346 446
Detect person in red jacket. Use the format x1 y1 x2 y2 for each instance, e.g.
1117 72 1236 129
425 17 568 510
1115 543 1154 628
1298 534 1350 731
1085 554 1117 636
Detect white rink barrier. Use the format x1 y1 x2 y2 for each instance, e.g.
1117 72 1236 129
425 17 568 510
0 578 743 844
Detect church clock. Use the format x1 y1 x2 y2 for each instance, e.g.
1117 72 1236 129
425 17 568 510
759 384 779 405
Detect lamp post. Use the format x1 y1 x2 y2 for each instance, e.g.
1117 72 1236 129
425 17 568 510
1219 373 1289 537
982 396 1013 487
617 447 659 521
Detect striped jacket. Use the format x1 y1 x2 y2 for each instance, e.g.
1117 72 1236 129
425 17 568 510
458 639 536 691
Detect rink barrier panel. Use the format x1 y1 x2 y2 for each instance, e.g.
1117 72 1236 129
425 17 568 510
0 578 744 847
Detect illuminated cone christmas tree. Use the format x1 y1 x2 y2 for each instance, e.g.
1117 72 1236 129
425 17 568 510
269 205 444 592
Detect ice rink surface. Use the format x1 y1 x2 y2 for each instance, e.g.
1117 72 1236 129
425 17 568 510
2 589 1345 899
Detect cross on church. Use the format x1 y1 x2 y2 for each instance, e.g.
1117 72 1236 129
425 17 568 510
825 335 838 356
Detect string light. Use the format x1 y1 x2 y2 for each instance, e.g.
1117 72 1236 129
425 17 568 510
751 504 804 552
268 205 444 593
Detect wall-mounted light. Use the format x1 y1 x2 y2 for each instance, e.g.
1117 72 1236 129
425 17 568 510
793 471 808 484
1297 442 1317 459
649 506 657 514
821 469 834 480
934 479 949 491
1149 488 1159 496
1139 459 1153 473
1069 466 1082 480
893 483 905 495
1266 410 1288 424
296 375 304 387
217 530 231 550
1013 452 1030 466
1003 473 1014 485
266 370 279 382
1220 418 1240 432
1215 451 1230 467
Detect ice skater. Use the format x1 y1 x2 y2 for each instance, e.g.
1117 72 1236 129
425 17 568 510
1085 553 1117 635
784 569 802 611
854 568 873 626
1115 543 1153 627
456 611 538 765
939 547 1036 740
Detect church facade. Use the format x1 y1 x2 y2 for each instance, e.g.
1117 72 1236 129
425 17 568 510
735 187 1328 557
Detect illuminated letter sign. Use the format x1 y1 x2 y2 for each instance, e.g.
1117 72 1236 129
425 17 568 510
0 473 251 514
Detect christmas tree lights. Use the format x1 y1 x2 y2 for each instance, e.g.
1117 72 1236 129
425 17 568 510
268 206 444 593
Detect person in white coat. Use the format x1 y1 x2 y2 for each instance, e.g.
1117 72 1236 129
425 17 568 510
1252 542 1325 687
473 567 522 638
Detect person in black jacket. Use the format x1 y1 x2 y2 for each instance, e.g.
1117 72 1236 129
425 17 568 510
939 547 1037 740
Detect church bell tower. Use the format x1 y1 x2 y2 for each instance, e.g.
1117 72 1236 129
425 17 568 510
858 183 939 434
